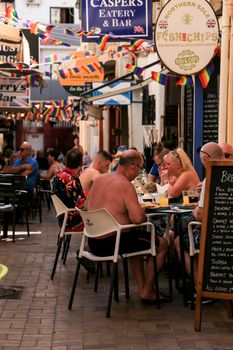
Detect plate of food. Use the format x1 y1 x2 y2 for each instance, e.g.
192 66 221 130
141 202 161 209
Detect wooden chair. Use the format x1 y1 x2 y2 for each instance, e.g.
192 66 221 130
50 194 83 280
68 208 160 318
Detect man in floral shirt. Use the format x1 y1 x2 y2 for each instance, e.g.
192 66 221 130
52 148 85 231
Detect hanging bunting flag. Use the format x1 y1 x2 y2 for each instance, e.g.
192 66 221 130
97 34 114 52
55 70 67 79
29 21 39 34
67 67 79 76
125 64 143 77
44 54 58 63
93 62 103 73
64 29 74 36
130 39 145 52
214 44 221 57
5 5 19 23
82 64 96 74
176 76 193 86
45 25 55 33
14 63 23 72
198 62 215 88
151 71 168 86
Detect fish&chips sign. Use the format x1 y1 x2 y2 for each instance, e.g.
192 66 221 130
82 0 152 39
155 0 219 75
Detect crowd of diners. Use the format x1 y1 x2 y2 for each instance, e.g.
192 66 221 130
2 138 233 303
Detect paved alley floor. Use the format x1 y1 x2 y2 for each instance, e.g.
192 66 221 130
0 204 233 350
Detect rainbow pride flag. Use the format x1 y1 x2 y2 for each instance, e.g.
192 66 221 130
125 64 143 77
55 70 66 79
44 54 58 63
176 76 193 86
198 62 214 88
98 34 113 52
151 71 168 86
5 5 19 23
130 39 145 52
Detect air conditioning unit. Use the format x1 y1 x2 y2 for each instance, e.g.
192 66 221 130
26 0 40 5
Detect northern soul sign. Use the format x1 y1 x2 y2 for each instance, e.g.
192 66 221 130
155 0 220 75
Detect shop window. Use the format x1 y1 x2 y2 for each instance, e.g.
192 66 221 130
50 7 74 24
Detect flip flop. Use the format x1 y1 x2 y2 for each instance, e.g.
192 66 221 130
140 293 172 304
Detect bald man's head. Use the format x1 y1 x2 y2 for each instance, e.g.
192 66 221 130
201 142 224 159
219 142 233 159
118 150 144 167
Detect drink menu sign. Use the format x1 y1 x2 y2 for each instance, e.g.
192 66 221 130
195 161 233 331
82 0 152 40
155 0 219 75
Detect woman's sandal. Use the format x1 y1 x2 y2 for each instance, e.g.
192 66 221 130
140 292 172 304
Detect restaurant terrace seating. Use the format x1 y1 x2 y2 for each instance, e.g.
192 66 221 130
68 208 160 318
0 174 30 241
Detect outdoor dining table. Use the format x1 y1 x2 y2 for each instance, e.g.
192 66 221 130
142 201 196 306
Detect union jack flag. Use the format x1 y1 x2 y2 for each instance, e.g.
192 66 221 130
207 19 216 28
159 20 168 30
134 25 144 33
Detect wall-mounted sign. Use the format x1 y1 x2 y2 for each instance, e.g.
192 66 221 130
58 52 104 86
0 29 39 63
62 83 92 96
0 77 30 109
155 0 219 75
92 82 131 105
82 0 152 40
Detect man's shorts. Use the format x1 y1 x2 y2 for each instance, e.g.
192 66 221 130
88 229 159 257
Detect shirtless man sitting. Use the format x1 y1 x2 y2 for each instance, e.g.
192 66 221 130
80 150 113 194
86 149 168 302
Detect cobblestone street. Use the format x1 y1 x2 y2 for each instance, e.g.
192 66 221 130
0 204 233 350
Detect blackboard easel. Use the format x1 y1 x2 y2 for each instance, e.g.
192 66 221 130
195 161 233 331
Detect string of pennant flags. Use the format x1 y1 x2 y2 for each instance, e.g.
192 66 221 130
0 5 221 124
126 61 215 89
4 5 153 56
3 5 220 86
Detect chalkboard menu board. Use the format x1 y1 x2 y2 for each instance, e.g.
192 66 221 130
203 165 233 293
203 91 219 144
195 161 233 331
184 86 193 161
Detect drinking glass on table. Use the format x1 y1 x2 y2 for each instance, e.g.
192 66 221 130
187 189 199 203
159 192 168 206
182 190 199 205
182 190 189 205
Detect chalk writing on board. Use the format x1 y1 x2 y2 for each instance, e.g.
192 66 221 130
203 167 233 294
184 87 193 161
203 92 218 144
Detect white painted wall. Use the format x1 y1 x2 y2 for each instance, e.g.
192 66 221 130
15 0 80 24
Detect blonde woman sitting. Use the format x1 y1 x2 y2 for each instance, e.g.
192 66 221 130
160 148 200 199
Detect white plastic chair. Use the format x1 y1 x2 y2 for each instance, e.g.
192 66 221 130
68 208 160 318
50 194 83 280
188 221 201 309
